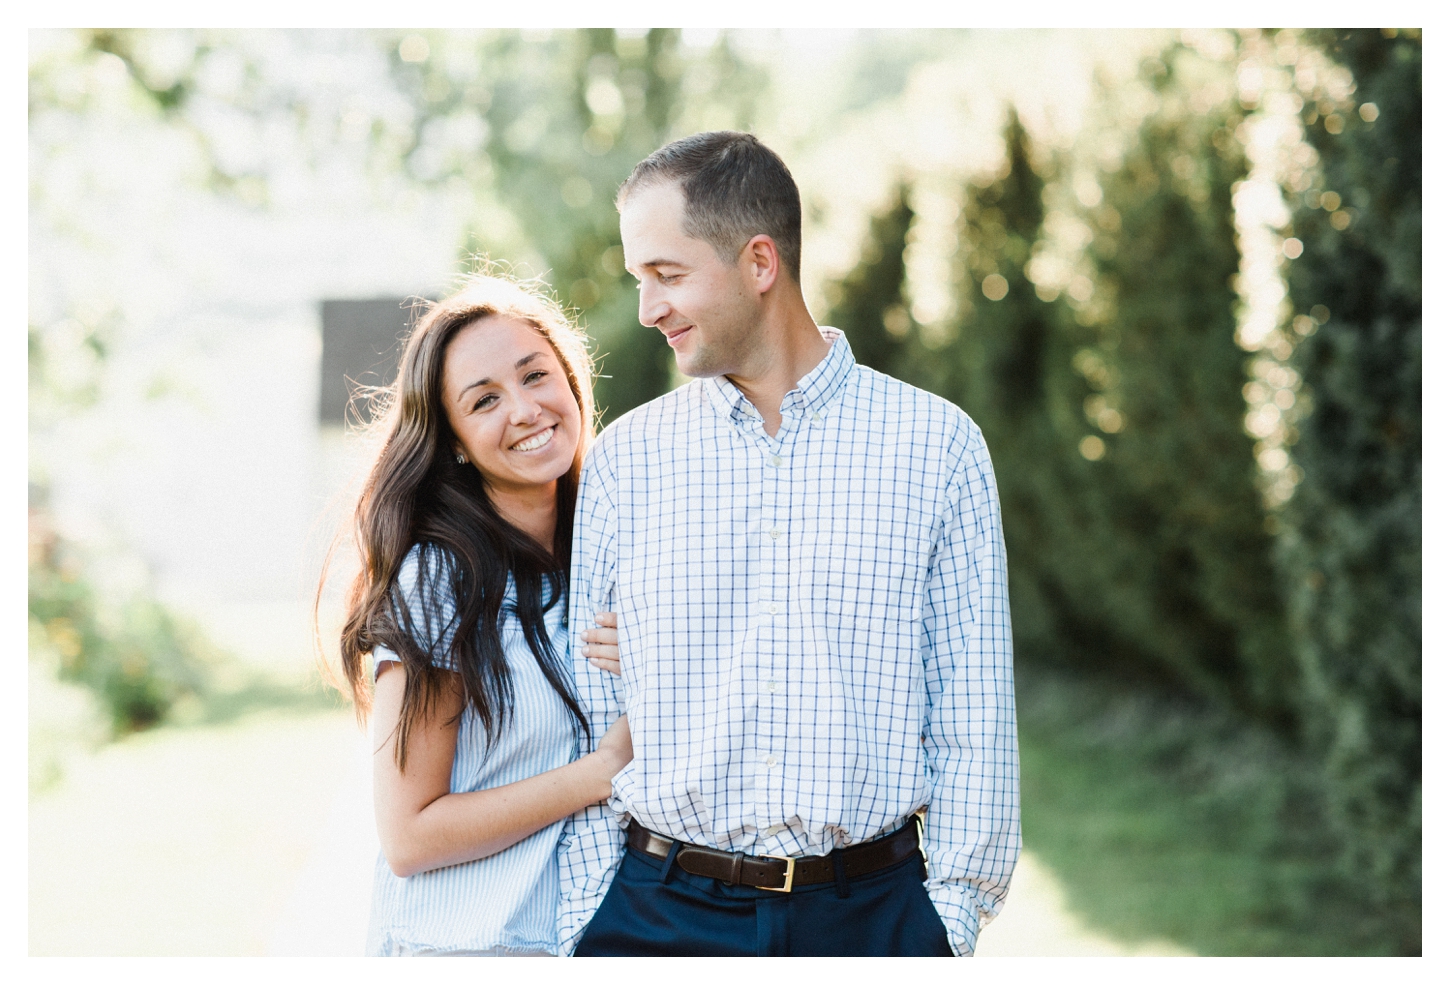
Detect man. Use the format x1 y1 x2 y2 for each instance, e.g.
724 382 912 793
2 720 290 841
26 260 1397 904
559 131 1019 957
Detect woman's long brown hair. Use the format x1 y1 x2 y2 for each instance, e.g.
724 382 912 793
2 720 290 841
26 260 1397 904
322 274 595 770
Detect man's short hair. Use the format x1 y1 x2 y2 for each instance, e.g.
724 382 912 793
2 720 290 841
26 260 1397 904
617 131 802 283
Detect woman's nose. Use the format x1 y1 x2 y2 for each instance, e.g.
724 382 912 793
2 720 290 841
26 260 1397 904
511 394 542 424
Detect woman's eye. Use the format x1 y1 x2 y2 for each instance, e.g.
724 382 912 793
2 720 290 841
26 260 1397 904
473 394 497 411
524 370 546 384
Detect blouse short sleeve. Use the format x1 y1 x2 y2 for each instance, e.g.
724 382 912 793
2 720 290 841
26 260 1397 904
372 544 464 676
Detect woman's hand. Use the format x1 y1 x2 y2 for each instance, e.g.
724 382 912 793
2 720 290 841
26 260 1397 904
583 611 621 675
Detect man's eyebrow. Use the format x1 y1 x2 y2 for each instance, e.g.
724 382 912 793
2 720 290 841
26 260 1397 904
456 352 544 400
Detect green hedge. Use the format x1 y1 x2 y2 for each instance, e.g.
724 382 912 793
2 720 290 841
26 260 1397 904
1278 28 1421 944
822 35 1419 952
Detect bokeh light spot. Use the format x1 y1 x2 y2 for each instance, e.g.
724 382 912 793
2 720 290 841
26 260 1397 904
398 35 430 63
883 305 911 337
561 176 593 208
981 274 1009 301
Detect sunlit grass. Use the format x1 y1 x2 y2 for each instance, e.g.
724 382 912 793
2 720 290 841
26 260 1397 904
1017 664 1412 955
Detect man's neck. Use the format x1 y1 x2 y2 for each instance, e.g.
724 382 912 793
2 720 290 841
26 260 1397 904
726 301 830 437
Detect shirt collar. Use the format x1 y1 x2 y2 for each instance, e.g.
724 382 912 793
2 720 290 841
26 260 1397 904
702 326 855 423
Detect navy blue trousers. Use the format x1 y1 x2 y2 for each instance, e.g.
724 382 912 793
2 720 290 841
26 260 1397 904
574 843 954 957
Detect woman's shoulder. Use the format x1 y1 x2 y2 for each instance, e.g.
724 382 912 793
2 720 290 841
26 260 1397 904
392 542 463 622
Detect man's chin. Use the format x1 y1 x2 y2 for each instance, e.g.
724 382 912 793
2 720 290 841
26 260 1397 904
672 351 715 379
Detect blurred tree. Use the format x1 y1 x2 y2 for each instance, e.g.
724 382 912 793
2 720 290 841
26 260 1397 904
851 64 1295 718
823 183 915 374
893 111 1096 677
1050 48 1294 719
390 29 764 423
1280 28 1421 946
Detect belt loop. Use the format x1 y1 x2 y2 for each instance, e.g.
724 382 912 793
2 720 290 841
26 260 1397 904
659 840 682 885
831 849 851 899
729 851 745 886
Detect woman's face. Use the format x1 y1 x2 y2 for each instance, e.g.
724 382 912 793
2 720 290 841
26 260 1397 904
440 316 583 503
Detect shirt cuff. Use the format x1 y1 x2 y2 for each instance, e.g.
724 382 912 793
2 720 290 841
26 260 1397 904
927 882 982 956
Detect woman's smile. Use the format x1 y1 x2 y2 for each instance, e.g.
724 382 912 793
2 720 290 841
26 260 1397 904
511 425 556 453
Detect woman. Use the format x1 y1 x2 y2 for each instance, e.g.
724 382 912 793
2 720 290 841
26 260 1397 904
330 274 626 956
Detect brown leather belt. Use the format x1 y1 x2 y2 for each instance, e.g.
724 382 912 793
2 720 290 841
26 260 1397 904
626 817 924 893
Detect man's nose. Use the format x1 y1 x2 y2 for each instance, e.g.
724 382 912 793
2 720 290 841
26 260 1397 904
638 285 668 328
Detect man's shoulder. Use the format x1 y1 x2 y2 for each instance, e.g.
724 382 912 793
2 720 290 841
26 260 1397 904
587 382 706 460
846 365 985 453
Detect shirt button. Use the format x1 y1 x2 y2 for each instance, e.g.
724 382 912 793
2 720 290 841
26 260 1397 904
766 602 779 615
766 824 785 837
768 527 781 540
811 412 823 423
768 455 783 468
766 680 778 693
764 755 777 767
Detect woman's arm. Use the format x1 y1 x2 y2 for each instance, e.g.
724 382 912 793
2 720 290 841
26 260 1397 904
372 661 631 878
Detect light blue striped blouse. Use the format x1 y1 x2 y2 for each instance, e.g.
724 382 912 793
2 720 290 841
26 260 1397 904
366 545 578 957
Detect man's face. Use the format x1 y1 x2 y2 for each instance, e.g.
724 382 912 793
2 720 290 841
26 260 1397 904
619 181 760 379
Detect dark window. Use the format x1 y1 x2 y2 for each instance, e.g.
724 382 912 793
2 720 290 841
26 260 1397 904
318 298 416 425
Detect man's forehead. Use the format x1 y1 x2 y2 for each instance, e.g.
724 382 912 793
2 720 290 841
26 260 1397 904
620 181 702 265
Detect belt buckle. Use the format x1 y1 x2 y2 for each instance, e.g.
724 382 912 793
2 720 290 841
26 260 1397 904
759 854 796 893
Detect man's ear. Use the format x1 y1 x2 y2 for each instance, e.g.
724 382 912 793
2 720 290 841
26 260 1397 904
740 234 780 296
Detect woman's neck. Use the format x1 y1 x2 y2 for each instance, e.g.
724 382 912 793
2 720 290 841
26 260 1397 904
487 481 558 554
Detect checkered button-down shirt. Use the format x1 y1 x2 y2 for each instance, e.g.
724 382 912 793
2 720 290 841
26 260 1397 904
558 328 1019 956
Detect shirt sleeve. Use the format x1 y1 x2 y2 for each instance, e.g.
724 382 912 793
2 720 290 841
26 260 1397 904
377 544 461 673
920 423 1022 956
557 441 629 955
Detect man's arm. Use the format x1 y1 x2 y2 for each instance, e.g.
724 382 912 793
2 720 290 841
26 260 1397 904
919 424 1021 956
557 443 628 955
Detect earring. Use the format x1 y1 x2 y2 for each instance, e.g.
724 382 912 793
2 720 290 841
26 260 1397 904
455 453 467 465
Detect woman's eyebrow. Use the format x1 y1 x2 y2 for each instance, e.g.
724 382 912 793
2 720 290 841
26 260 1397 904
457 352 545 400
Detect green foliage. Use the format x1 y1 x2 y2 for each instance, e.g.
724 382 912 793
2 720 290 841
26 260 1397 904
1280 28 1421 939
817 38 1420 952
844 67 1291 721
28 510 213 735
822 184 915 374
895 111 1094 688
1052 50 1294 719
